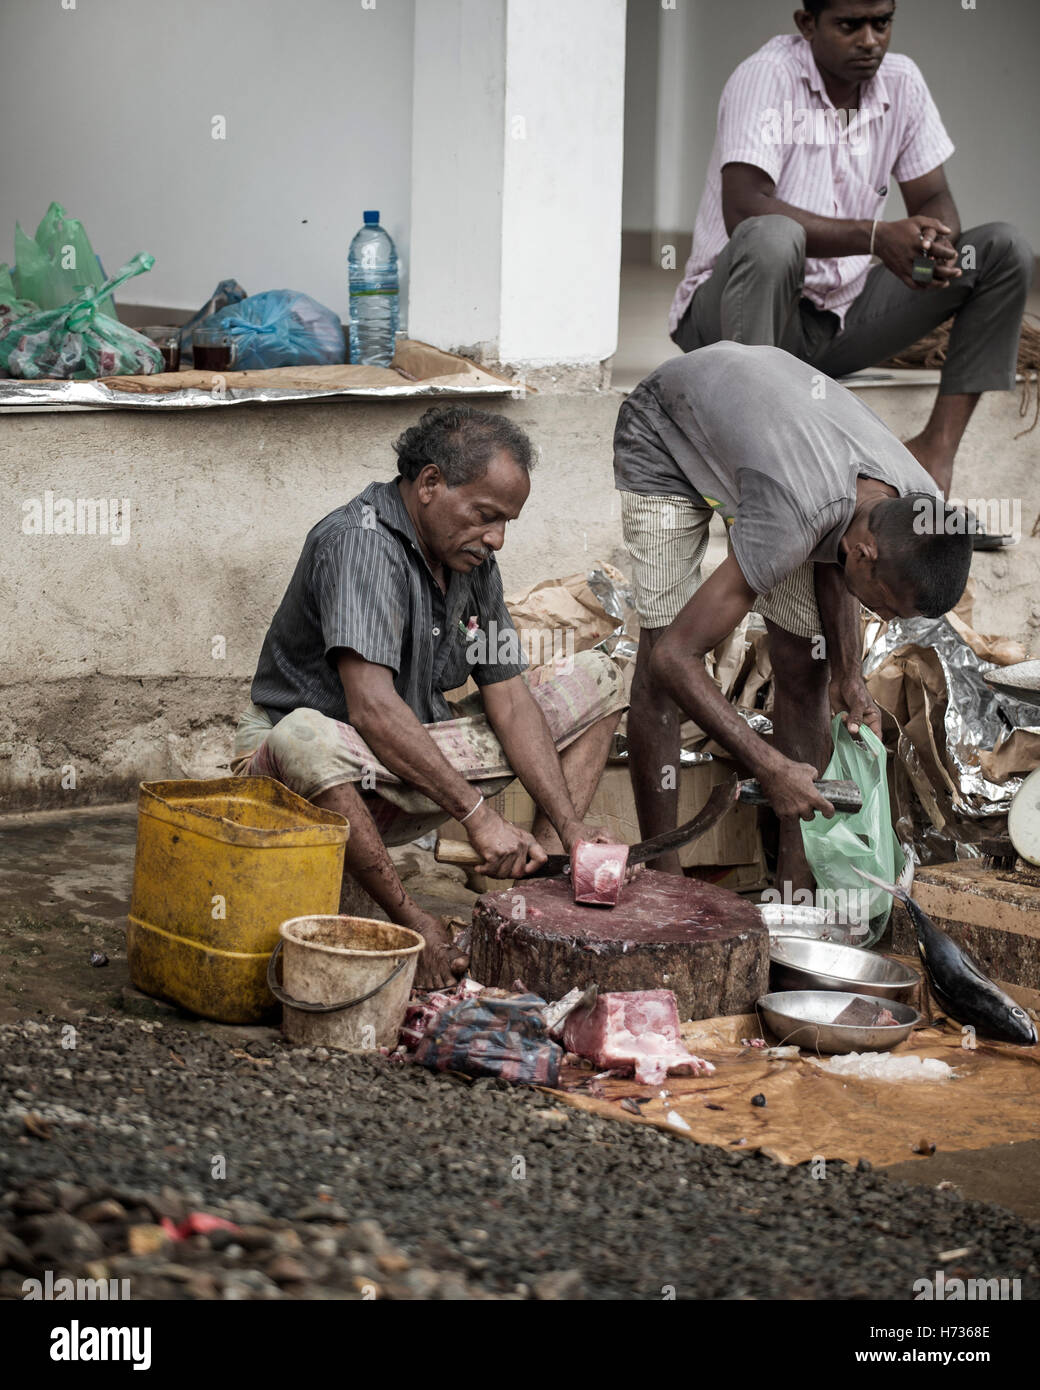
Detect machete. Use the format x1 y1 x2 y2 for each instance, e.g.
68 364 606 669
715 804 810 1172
435 775 862 878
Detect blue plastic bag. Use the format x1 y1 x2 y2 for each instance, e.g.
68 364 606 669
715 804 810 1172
800 716 901 947
201 289 345 370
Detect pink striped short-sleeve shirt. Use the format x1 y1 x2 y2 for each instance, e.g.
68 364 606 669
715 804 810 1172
669 34 955 332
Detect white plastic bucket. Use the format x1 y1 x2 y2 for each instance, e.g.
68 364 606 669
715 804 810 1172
269 915 424 1050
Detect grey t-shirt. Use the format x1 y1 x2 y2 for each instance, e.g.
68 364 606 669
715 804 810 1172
613 342 941 596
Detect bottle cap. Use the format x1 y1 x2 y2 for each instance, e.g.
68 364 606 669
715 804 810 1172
363 210 380 225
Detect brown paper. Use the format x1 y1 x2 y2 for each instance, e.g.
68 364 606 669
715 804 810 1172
866 620 1040 854
951 576 976 630
948 612 1029 666
734 628 773 712
102 363 406 393
504 562 634 655
554 1007 1040 1168
980 731 1040 782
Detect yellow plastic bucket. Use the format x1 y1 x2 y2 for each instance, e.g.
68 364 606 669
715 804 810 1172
127 777 348 1023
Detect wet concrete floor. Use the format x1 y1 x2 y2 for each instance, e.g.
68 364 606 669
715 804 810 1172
0 802 1036 1220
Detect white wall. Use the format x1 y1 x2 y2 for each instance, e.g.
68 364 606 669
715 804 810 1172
0 0 415 322
498 0 627 364
624 0 1040 249
410 0 626 368
409 0 507 355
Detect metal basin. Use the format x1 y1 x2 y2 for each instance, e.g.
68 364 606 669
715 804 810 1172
756 904 841 939
755 858 917 948
757 990 921 1054
769 936 919 1003
984 658 1040 706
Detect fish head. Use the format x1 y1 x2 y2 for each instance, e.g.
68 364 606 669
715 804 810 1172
1005 1005 1038 1047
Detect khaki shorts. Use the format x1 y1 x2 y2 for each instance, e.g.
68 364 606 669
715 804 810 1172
618 491 820 639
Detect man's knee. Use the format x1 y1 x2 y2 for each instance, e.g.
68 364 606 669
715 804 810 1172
263 706 327 757
730 214 806 275
963 221 1034 284
572 647 626 707
768 629 828 702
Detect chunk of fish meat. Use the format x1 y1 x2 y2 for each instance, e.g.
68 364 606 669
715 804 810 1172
563 990 715 1086
571 840 630 907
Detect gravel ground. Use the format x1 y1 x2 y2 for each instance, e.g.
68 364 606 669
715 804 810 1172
2 1015 1038 1301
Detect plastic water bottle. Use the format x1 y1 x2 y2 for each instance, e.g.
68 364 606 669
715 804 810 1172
348 211 399 366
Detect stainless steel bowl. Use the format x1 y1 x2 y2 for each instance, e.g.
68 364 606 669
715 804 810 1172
769 936 919 1003
756 904 840 939
757 990 921 1054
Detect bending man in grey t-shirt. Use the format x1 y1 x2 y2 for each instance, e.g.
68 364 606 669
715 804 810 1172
614 342 972 890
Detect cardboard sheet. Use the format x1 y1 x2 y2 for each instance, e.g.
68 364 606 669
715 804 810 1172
553 1006 1040 1169
0 339 519 410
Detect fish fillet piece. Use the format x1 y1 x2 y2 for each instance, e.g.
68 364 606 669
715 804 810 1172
833 997 900 1028
563 989 714 1085
571 840 629 906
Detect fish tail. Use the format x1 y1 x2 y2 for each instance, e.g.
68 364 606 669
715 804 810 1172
850 864 910 904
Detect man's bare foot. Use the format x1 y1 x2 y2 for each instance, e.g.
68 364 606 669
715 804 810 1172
405 908 469 990
902 433 953 495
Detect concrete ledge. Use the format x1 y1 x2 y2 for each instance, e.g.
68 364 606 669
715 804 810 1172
4 380 1038 812
0 674 243 814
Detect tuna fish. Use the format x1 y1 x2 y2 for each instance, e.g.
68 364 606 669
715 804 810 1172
853 867 1037 1046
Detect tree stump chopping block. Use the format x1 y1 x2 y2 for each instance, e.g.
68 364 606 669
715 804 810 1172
470 870 769 1019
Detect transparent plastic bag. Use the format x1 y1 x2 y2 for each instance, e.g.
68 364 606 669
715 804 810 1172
0 252 162 380
201 289 345 370
801 716 899 946
13 201 117 318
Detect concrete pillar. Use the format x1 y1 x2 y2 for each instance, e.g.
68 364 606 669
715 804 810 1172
409 0 626 372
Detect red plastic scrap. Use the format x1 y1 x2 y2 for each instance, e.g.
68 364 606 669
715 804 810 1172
160 1213 239 1241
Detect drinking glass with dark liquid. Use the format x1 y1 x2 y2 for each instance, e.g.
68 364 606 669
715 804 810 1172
143 325 181 373
192 327 234 372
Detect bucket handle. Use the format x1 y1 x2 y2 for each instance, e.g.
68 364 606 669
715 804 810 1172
266 939 409 1014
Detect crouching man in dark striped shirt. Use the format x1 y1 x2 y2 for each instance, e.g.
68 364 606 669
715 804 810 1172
233 407 628 988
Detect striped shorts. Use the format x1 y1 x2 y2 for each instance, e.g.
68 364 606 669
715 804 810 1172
618 491 820 638
231 649 627 846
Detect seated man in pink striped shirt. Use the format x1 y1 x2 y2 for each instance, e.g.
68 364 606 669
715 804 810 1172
669 0 1032 526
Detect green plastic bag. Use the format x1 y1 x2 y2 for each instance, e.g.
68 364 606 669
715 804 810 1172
800 716 900 946
13 202 117 320
0 263 36 338
0 253 162 380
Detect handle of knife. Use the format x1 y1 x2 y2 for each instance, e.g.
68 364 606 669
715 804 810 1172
434 838 482 866
738 777 863 813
